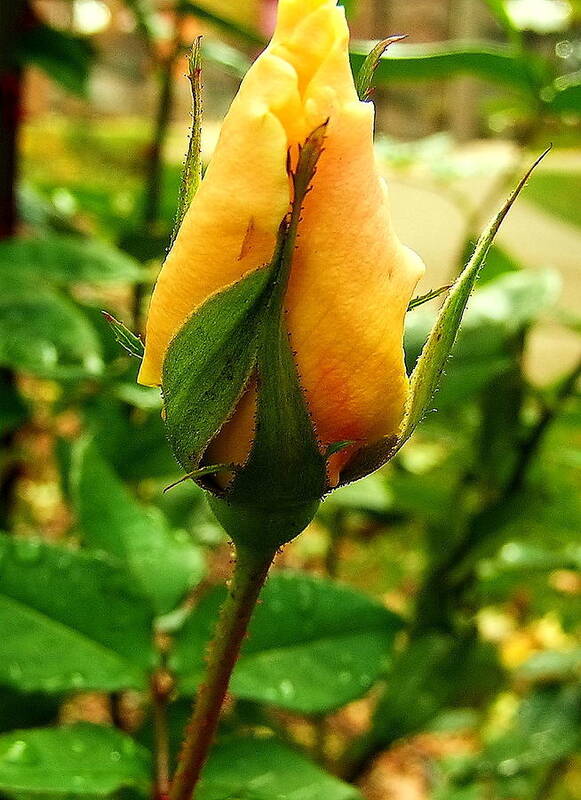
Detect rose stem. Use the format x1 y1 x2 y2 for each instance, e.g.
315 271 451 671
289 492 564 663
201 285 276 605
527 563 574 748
169 544 276 800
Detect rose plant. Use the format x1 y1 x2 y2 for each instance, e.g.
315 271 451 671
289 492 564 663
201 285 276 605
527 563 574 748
131 1 548 797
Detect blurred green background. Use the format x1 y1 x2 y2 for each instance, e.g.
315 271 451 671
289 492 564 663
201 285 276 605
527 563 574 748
0 1 580 799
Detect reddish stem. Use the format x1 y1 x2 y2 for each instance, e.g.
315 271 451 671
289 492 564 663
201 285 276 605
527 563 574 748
170 545 275 800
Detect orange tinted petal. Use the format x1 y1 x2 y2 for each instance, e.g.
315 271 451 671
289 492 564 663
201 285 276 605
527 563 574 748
286 101 424 482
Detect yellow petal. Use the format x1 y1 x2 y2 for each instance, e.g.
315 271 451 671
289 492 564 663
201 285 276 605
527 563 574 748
138 54 298 386
141 0 425 486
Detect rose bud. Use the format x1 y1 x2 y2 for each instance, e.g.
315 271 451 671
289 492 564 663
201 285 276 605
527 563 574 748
138 0 425 546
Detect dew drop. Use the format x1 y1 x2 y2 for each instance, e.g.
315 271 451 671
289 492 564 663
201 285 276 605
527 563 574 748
278 679 295 699
8 662 22 681
3 740 39 766
69 672 85 689
498 758 520 777
110 750 121 763
42 676 63 692
121 739 136 756
338 671 352 684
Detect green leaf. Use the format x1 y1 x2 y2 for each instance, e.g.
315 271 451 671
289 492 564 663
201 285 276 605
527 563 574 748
322 472 392 516
72 438 205 616
338 0 359 16
0 536 154 692
178 2 265 48
162 265 271 472
0 235 143 285
367 634 503 748
18 23 94 96
349 41 542 95
18 183 79 235
172 571 403 714
340 149 550 484
0 270 103 379
0 723 151 796
171 37 203 248
201 38 251 78
198 736 361 800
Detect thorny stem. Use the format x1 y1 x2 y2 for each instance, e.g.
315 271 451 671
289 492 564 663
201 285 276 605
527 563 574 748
170 545 276 800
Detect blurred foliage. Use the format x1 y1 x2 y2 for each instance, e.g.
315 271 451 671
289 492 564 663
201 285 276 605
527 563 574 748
0 0 579 798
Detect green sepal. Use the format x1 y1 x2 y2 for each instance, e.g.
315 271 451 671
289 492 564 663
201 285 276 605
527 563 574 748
407 284 451 311
101 312 144 360
326 440 357 458
356 35 407 102
164 464 230 493
161 124 330 548
161 265 272 473
170 37 203 249
213 124 330 550
340 148 551 485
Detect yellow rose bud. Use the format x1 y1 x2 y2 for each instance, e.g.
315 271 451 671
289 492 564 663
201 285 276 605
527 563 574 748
139 0 425 486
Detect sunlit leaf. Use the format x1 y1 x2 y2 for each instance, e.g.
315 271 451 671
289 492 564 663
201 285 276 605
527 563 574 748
547 70 581 115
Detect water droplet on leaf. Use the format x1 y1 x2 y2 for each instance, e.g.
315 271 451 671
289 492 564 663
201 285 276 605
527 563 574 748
3 740 39 766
